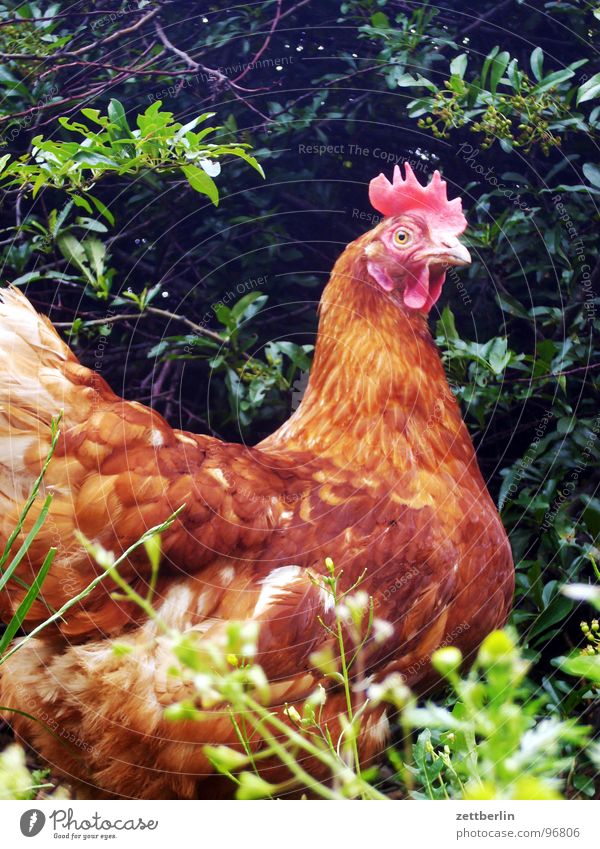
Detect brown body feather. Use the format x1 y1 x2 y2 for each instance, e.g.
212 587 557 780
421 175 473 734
0 235 513 798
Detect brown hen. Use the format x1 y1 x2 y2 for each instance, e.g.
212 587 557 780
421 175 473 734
0 165 513 798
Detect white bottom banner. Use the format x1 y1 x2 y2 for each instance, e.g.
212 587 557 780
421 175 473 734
1 799 598 848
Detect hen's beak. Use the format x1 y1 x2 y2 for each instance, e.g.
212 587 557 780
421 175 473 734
416 241 472 268
429 241 471 265
439 242 471 265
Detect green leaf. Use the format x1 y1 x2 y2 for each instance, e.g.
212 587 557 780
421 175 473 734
581 496 600 538
450 54 468 80
506 58 521 90
395 73 436 92
31 171 47 199
583 162 600 187
226 148 265 179
72 150 115 167
573 774 595 797
181 165 219 205
369 11 390 28
10 272 45 287
436 305 459 341
230 292 267 325
529 592 573 640
530 47 544 81
487 337 511 374
577 72 600 105
88 194 115 226
557 416 575 435
80 107 109 126
560 654 600 684
70 194 93 214
480 46 499 90
533 68 575 95
489 51 510 94
83 237 106 280
50 200 74 238
74 216 108 234
235 771 274 800
137 100 174 138
499 464 523 511
496 292 529 319
213 303 231 327
173 112 215 141
57 232 94 285
107 98 133 137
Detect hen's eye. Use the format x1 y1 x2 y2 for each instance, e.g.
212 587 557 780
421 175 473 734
393 228 411 247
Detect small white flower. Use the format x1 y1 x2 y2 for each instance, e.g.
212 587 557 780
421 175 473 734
284 705 302 723
373 618 394 644
199 158 221 177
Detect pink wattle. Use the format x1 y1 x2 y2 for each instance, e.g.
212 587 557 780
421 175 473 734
403 266 430 310
367 262 446 312
427 270 446 309
404 266 446 312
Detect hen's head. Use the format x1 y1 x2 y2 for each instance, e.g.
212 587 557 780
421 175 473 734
363 163 470 313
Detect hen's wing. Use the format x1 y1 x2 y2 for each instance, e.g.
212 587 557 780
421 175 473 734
0 288 293 634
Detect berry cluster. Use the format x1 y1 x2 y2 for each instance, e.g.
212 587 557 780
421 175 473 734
417 75 566 154
580 619 600 655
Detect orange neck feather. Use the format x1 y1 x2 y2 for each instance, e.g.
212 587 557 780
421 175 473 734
264 237 476 477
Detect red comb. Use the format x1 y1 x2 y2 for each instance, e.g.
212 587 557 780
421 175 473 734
369 163 467 235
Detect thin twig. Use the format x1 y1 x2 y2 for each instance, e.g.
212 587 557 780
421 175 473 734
231 0 282 84
0 6 160 60
54 306 226 346
462 0 516 35
278 0 313 22
506 362 600 383
38 56 187 81
146 305 225 344
0 49 162 125
154 19 199 70
154 19 268 96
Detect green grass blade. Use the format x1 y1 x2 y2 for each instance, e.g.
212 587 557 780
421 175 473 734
0 548 56 657
0 412 61 573
0 705 91 773
0 494 53 595
0 507 184 666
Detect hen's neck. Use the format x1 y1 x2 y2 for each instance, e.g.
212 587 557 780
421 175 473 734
262 239 474 475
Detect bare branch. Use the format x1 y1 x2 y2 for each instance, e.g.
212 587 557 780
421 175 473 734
231 0 282 84
53 306 227 346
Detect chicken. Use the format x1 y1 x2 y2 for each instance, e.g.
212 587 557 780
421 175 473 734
0 164 513 798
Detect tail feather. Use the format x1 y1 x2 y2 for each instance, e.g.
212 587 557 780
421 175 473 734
0 286 178 629
0 286 77 426
0 286 82 503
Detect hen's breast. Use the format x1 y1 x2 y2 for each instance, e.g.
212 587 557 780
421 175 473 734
255 449 513 688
